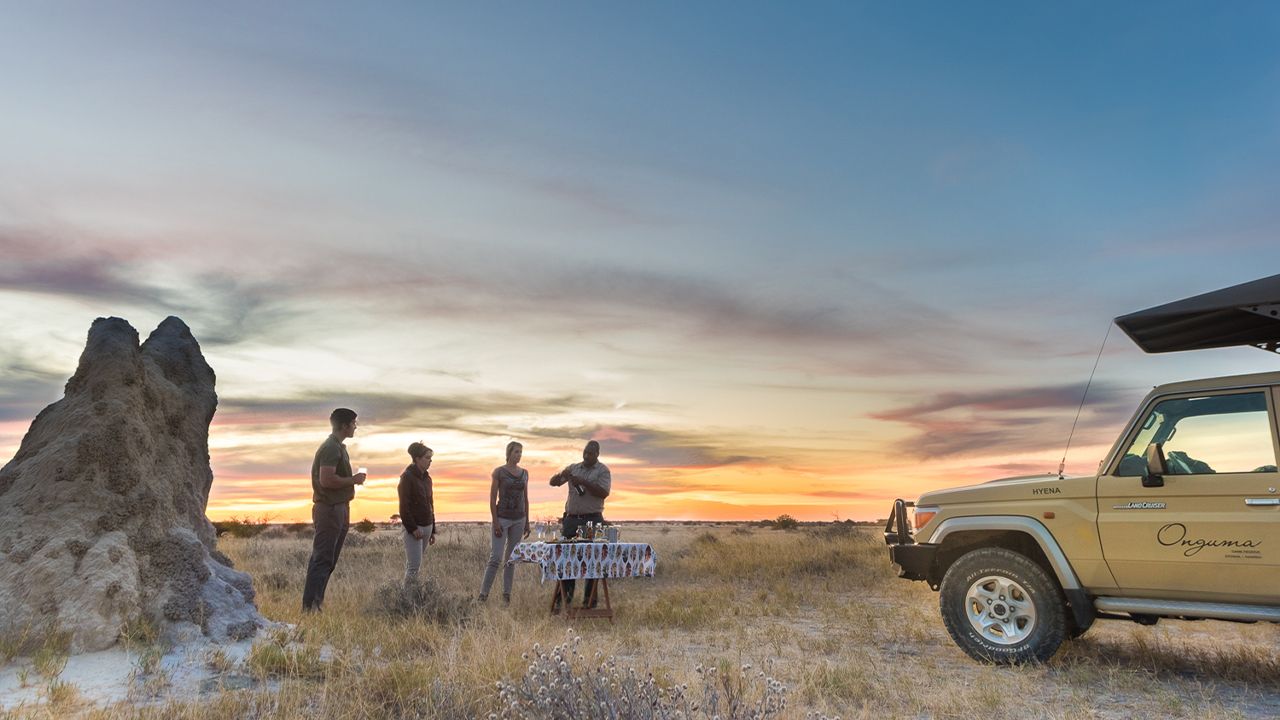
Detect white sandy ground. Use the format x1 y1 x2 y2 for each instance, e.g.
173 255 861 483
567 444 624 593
0 636 263 710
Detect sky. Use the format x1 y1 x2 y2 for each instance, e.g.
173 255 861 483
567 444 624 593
2 2 1280 523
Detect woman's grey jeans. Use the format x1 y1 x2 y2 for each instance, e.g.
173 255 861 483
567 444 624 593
480 516 525 597
403 523 434 583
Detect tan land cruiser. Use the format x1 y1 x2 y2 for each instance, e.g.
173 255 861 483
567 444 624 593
885 275 1280 663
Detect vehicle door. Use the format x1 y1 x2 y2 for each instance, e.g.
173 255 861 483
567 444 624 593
1096 389 1280 604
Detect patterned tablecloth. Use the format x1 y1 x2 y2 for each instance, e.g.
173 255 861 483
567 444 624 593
510 541 657 582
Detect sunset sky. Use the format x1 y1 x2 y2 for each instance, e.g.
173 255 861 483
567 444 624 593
3 3 1280 523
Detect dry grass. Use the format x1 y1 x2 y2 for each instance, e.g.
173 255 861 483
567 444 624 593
4 523 1279 718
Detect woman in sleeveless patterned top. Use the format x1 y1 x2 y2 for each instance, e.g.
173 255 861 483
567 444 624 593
479 441 530 603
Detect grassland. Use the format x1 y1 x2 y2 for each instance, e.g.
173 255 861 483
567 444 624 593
4 522 1280 719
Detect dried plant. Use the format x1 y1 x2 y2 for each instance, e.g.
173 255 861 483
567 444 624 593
496 630 787 720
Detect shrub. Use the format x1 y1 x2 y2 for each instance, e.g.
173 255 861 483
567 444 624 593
212 517 271 539
246 628 325 680
31 628 71 681
0 623 37 662
259 525 288 540
772 514 799 531
259 571 291 592
498 632 789 719
118 614 161 651
370 579 472 624
354 518 378 534
808 521 857 538
635 589 724 629
354 661 475 718
691 531 721 547
667 532 877 584
44 679 80 709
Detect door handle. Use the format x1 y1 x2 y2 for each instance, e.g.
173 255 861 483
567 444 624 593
1244 498 1280 506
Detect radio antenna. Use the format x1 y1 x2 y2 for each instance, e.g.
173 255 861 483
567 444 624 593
1059 321 1112 479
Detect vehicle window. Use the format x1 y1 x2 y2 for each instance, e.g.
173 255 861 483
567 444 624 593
1115 392 1277 476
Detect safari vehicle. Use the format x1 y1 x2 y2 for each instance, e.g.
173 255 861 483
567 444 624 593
885 275 1280 663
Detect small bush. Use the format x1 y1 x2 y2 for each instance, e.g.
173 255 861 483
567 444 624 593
370 579 472 624
259 526 288 540
32 629 71 681
118 614 162 651
498 632 788 719
44 679 80 709
0 623 37 662
259 571 291 592
206 647 235 674
691 531 721 547
213 517 271 539
772 515 799 531
354 518 377 534
342 532 370 549
246 629 325 680
807 521 858 538
635 590 724 629
355 662 475 718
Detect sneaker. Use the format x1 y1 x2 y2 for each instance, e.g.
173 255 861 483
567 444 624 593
503 593 511 604
478 593 488 603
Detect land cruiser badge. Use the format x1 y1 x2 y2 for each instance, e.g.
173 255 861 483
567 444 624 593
1112 501 1166 510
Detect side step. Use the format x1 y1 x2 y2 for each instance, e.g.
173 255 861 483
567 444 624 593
1094 597 1280 623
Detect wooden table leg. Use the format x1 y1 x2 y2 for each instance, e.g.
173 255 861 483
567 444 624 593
550 580 567 616
567 578 613 622
602 577 613 624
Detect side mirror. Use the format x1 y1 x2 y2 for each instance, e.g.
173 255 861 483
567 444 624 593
1143 442 1166 488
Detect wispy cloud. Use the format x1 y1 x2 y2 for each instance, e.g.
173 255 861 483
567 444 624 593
3 221 1040 383
0 230 156 305
870 383 1134 458
0 359 66 422
520 422 763 469
0 229 297 347
216 389 606 433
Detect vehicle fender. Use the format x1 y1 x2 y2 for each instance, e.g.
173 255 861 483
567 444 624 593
925 516 1082 591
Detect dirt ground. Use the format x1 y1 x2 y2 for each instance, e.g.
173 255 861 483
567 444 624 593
2 522 1278 719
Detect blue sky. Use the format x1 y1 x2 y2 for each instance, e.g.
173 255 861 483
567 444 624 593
2 2 1279 521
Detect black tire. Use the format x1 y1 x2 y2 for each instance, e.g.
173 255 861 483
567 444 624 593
938 548 1066 664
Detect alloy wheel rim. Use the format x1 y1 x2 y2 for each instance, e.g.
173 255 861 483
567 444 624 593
964 574 1036 645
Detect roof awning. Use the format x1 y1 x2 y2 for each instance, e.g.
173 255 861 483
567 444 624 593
1114 274 1280 354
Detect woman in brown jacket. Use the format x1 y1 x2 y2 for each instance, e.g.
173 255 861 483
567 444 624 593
398 442 436 584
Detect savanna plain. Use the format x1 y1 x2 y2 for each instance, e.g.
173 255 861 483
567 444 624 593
4 522 1279 719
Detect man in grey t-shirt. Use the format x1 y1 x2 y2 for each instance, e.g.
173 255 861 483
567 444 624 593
550 440 611 610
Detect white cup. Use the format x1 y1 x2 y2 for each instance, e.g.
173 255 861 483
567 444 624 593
357 467 368 475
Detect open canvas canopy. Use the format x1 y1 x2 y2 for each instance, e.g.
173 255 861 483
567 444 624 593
1115 274 1280 354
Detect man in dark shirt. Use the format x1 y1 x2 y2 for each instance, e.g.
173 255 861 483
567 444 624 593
302 408 367 611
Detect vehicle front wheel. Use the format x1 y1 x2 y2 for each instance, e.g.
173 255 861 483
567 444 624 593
938 548 1066 664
